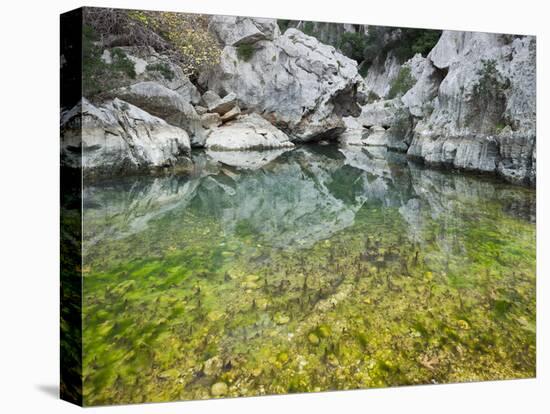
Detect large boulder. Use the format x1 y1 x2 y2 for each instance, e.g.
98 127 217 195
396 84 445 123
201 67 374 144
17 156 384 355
205 113 294 150
202 23 364 142
61 98 191 177
110 81 208 147
340 98 412 150
209 15 280 46
201 91 238 115
356 98 402 128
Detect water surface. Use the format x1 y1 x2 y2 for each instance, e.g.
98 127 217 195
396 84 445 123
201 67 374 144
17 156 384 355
82 145 536 405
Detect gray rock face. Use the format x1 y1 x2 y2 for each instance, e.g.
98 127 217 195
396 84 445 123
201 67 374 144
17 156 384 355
112 81 192 118
497 130 536 185
205 113 295 150
108 81 208 148
408 134 500 172
290 21 368 49
406 31 536 185
363 52 401 99
357 98 402 128
338 129 367 146
220 105 241 123
202 23 364 142
341 98 412 151
401 57 442 118
206 92 238 115
61 98 191 177
351 31 535 185
364 128 409 152
201 112 222 129
209 15 280 46
100 46 201 104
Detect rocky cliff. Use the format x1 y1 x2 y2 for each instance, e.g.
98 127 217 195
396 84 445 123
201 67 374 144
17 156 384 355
349 31 536 186
61 10 536 185
202 19 365 142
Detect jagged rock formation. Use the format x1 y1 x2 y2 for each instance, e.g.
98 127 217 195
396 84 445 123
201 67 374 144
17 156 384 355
352 31 536 186
202 17 365 142
67 12 535 187
408 32 536 185
61 98 191 178
364 52 402 99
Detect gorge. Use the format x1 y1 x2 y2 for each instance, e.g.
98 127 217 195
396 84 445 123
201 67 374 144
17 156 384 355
61 11 536 186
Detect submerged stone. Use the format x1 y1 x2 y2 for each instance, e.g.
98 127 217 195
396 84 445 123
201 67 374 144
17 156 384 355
274 313 290 325
308 333 320 345
211 382 228 397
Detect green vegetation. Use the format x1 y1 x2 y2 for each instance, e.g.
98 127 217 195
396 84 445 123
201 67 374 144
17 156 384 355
468 59 510 130
279 20 441 72
277 19 293 33
359 63 370 77
82 25 136 96
84 8 221 78
363 27 441 66
388 66 415 98
237 43 255 61
302 21 315 36
146 62 175 81
338 32 367 63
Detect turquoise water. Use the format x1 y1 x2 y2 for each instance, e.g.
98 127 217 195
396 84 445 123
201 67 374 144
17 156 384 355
81 145 536 405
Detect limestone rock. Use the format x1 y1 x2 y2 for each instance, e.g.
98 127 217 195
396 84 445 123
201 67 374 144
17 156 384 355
201 90 222 109
220 105 241 123
363 52 402 99
407 133 500 173
205 113 294 150
195 105 208 115
108 81 208 147
209 92 238 115
98 46 200 104
209 15 280 46
202 25 363 142
357 98 402 128
61 98 191 177
201 112 222 129
405 31 536 184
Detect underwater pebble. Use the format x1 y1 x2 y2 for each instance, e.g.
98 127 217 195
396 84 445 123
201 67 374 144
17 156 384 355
203 356 223 376
308 333 320 345
274 313 290 325
327 354 339 366
318 325 331 338
207 310 224 322
457 319 470 330
277 352 289 364
211 382 228 397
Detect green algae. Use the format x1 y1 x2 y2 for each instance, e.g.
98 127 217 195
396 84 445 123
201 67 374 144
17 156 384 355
81 146 535 405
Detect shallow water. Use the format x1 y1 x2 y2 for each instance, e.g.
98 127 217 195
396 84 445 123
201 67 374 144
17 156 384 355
81 145 536 405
